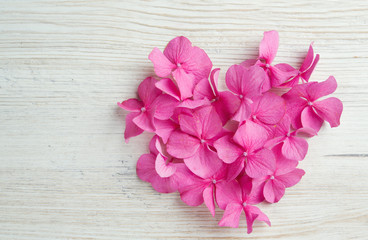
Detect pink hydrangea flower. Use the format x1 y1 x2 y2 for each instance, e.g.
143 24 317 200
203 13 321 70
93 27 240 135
241 31 298 91
283 76 343 132
216 175 271 233
166 106 224 179
214 121 275 179
281 44 320 87
177 164 227 216
252 144 305 203
265 115 315 161
118 77 178 142
149 36 212 99
225 65 265 121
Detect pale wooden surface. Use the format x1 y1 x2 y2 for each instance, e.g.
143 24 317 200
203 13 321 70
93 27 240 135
0 0 368 239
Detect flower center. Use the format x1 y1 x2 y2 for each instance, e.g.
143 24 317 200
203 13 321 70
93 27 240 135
141 107 146 112
212 179 216 184
243 202 247 207
252 115 257 120
201 139 206 144
308 101 313 106
177 63 182 67
270 175 275 180
239 94 244 99
265 64 270 68
243 152 248 157
286 132 290 137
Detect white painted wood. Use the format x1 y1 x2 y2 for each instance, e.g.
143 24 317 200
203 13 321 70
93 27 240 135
0 0 367 239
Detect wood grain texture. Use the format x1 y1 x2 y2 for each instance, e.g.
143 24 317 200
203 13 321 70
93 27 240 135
0 0 367 239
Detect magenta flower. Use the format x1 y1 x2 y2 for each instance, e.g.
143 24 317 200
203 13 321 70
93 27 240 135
118 77 178 142
149 36 212 99
177 165 226 217
241 31 298 91
265 115 314 161
193 68 241 124
281 44 320 87
225 65 265 121
252 144 305 203
283 76 343 132
216 175 270 233
166 106 224 179
214 121 275 179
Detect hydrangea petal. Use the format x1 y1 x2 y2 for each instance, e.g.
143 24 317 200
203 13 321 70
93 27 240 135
148 47 176 77
136 153 156 182
124 112 144 143
300 44 315 73
193 77 214 100
154 119 177 144
163 36 193 64
277 168 305 188
118 99 143 112
232 99 253 122
180 181 207 206
226 158 245 181
282 136 308 161
270 64 298 87
313 97 343 128
184 145 223 179
200 106 223 140
301 106 324 132
133 110 156 132
214 91 241 124
225 64 246 95
215 180 242 210
307 76 337 101
245 148 275 178
259 30 279 64
178 111 202 138
263 179 285 203
301 54 319 82
155 153 176 178
203 186 216 217
218 203 243 228
186 46 213 81
172 67 195 100
155 78 181 101
252 92 286 125
244 205 271 234
138 77 162 106
167 130 200 159
214 135 244 164
233 121 268 152
153 94 179 120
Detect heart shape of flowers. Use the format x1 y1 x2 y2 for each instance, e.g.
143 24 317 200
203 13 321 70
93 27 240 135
118 31 343 234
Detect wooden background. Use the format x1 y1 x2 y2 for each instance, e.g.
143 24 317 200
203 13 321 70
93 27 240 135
1 0 367 239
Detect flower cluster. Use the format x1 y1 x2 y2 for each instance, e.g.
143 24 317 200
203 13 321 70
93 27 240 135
118 31 343 234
